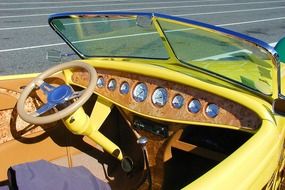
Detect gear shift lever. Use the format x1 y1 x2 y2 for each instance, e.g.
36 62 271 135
137 136 152 190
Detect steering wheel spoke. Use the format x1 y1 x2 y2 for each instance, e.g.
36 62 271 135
67 90 85 101
32 102 57 117
37 80 56 95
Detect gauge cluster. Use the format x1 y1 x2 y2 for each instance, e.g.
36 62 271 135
72 69 261 130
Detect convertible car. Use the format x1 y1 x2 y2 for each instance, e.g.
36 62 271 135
0 12 285 190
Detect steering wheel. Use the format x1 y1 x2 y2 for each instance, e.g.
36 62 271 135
17 61 97 125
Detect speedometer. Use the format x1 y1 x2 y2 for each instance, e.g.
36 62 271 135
133 83 148 102
152 88 168 107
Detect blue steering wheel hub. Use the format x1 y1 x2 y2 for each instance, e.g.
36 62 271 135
47 85 73 104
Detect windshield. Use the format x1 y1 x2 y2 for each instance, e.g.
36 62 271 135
49 13 275 95
157 18 274 95
50 15 168 59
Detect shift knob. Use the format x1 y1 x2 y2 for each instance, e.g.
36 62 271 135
137 136 148 147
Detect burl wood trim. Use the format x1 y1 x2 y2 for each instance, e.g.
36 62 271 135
72 69 261 129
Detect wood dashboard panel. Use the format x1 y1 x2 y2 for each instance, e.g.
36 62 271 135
72 69 261 130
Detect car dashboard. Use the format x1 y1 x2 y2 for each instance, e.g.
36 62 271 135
71 68 261 131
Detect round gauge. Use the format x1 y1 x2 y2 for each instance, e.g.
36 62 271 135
205 104 219 118
133 83 148 102
120 82 129 94
152 88 168 107
97 76 104 88
107 79 116 91
188 99 201 113
172 94 184 109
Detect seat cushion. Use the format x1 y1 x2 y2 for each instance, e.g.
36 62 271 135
7 160 111 190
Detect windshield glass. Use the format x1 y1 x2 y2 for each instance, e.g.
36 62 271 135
157 18 274 95
50 15 168 59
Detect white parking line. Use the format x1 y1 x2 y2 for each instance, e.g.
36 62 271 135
176 6 285 17
0 25 49 31
217 17 285 27
2 6 285 31
0 42 66 53
0 13 49 19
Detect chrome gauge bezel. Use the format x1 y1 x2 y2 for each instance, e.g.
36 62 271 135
133 83 148 102
188 99 201 113
205 103 219 118
107 79 117 91
152 87 168 107
96 76 105 88
172 94 184 109
120 82 129 94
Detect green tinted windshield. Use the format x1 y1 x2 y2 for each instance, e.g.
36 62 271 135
157 18 274 95
51 15 168 59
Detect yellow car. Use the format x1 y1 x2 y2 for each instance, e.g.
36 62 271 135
0 12 285 190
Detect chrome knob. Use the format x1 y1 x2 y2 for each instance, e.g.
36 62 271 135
137 136 148 146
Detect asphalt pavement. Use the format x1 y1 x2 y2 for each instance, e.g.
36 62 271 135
0 0 285 75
